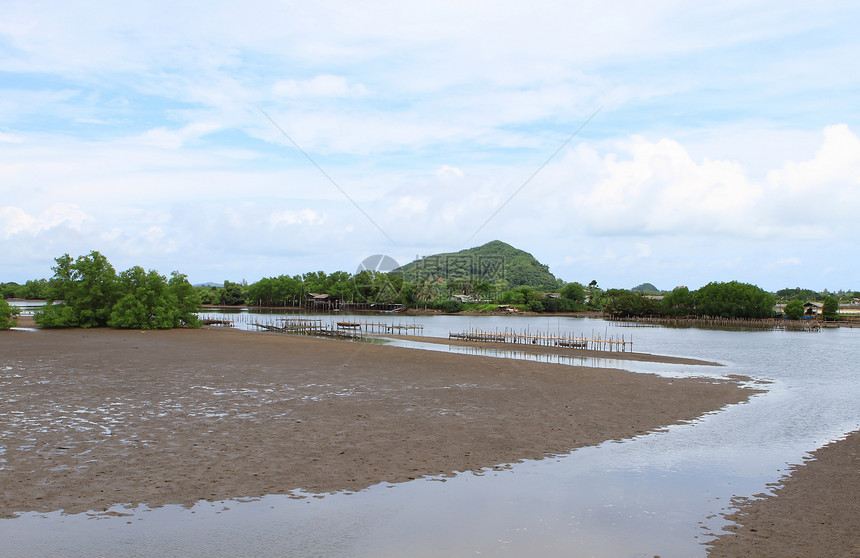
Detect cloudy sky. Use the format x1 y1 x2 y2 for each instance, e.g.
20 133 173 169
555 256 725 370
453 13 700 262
2 1 858 291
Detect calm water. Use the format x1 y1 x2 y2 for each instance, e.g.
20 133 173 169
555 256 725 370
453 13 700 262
2 314 858 557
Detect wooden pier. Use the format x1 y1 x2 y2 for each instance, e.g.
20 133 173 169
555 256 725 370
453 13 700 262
251 320 362 339
448 328 632 352
197 313 422 340
337 321 423 334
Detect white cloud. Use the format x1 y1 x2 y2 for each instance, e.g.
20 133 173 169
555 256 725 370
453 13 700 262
136 122 221 149
578 136 759 236
0 132 23 143
144 226 166 242
273 75 368 98
437 165 464 180
762 124 860 235
767 124 860 194
268 209 325 228
635 243 651 258
0 203 90 238
391 196 429 215
568 126 860 241
767 257 803 268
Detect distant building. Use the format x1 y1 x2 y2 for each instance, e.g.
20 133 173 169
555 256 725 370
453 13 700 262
307 292 336 310
803 301 823 316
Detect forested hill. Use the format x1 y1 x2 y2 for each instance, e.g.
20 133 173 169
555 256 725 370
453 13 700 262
396 240 562 290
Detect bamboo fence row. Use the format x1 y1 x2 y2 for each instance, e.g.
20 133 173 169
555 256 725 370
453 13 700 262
449 327 632 352
197 313 423 339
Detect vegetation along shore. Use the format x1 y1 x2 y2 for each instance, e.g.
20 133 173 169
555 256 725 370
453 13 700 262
2 243 858 331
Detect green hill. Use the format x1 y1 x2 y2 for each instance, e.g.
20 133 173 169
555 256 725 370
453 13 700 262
631 282 661 294
397 240 562 290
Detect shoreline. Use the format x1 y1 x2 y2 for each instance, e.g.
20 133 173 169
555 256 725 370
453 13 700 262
383 333 722 366
0 326 752 518
708 429 860 557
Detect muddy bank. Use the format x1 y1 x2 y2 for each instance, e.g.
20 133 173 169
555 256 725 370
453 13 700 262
708 429 860 557
0 327 752 518
385 334 721 366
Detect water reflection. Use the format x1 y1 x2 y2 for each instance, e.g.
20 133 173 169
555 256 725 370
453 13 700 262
2 314 858 557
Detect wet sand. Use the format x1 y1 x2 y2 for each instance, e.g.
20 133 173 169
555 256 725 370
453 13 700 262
708 429 860 558
386 334 721 366
0 327 751 518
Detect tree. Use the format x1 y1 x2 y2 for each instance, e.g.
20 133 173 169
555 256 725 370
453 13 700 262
822 296 839 321
543 296 580 313
196 285 220 304
109 267 177 329
694 281 775 319
499 288 526 305
0 283 19 299
526 299 545 312
34 251 201 329
585 280 606 309
432 299 463 313
662 287 694 316
36 251 119 328
1 297 19 329
0 279 48 300
560 282 585 303
168 272 201 327
219 280 246 305
784 300 804 320
603 289 660 318
775 287 818 302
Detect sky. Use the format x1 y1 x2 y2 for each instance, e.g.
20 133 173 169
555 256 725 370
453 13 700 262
1 1 859 292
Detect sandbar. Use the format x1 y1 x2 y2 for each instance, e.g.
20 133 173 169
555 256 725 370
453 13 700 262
386 334 721 366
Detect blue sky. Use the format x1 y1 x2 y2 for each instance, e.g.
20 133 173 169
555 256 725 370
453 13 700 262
2 1 859 291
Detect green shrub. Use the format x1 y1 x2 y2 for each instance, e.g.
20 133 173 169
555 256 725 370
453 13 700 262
784 300 804 320
822 296 839 320
433 299 464 313
694 281 775 319
526 300 545 312
35 251 201 329
1 298 19 329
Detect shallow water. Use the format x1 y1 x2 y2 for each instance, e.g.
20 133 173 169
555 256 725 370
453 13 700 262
2 315 858 557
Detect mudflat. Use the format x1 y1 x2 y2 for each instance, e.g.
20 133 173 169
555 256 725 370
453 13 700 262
0 327 751 518
708 429 860 558
388 334 721 366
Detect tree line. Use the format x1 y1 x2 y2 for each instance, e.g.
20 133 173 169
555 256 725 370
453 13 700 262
3 251 856 329
601 283 778 319
601 283 843 320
